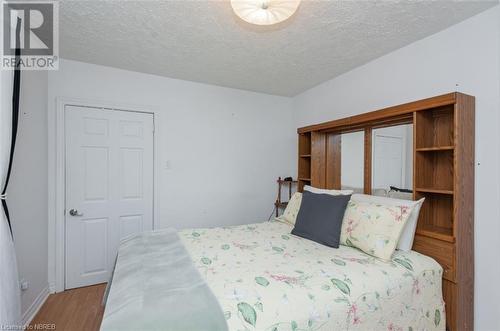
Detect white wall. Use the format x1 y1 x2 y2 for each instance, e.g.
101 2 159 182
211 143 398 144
292 6 500 330
49 60 295 229
47 58 296 286
8 71 49 321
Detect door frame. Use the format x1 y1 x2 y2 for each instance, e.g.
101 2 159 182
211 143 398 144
48 97 161 293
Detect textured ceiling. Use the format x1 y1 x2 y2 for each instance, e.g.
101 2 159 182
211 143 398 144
59 0 497 96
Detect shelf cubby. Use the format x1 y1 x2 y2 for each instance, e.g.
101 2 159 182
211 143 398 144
415 192 454 241
298 133 312 191
415 149 454 192
298 158 311 179
415 105 454 149
298 133 311 155
414 104 456 245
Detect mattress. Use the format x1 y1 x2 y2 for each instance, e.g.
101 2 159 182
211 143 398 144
179 220 445 331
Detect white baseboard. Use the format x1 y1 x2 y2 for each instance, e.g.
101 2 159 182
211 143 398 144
21 286 50 327
48 281 56 293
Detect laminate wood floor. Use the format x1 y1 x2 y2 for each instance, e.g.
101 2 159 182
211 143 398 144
29 283 106 331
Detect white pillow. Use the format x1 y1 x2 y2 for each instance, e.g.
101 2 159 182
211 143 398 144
387 190 413 200
340 186 364 194
350 194 424 251
275 192 302 226
340 200 414 260
304 185 353 196
371 188 388 197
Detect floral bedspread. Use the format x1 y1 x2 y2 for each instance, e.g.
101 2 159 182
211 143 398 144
179 221 445 331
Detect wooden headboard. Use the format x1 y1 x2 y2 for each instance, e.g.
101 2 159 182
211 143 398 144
296 92 474 331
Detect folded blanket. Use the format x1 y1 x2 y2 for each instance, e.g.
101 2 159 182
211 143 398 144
100 229 228 331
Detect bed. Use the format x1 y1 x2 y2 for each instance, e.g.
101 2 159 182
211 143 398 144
101 220 445 331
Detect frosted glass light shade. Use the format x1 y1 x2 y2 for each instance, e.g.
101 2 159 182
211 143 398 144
231 0 301 26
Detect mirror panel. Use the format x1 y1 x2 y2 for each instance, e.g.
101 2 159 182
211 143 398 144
340 131 364 193
371 124 413 198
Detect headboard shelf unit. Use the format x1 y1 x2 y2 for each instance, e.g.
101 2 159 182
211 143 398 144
297 92 474 331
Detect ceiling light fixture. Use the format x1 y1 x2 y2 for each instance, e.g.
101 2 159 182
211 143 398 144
230 0 301 26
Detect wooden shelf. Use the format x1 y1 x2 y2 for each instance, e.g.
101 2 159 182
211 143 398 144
416 227 455 243
275 201 288 208
299 154 311 157
277 180 297 184
416 188 454 195
275 177 296 217
416 146 454 152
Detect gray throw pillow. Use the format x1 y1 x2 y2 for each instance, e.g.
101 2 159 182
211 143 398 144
291 191 351 248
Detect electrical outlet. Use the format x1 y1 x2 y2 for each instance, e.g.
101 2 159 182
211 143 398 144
20 279 29 291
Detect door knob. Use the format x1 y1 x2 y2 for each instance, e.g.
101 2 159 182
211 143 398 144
69 209 83 216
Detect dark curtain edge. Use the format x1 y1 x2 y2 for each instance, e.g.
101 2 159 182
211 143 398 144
1 17 22 237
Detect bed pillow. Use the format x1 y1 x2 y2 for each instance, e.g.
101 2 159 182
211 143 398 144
351 194 424 251
303 185 353 196
291 191 351 248
340 186 364 194
387 190 413 201
371 188 388 197
275 192 302 226
340 200 414 260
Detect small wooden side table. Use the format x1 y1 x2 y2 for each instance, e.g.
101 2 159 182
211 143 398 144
275 177 297 217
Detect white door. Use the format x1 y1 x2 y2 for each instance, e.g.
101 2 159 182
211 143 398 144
65 105 154 289
372 134 405 190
